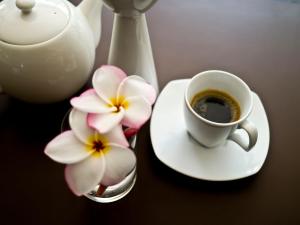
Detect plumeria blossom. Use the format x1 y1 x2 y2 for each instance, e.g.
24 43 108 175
70 65 157 134
44 109 136 196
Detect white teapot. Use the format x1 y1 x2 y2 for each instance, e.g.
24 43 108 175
0 0 103 103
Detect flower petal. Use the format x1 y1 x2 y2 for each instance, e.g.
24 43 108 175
101 145 136 186
44 131 91 164
69 109 94 144
80 88 95 97
65 154 106 196
122 96 152 129
92 65 127 104
105 125 129 147
70 89 116 113
124 127 138 139
87 108 125 133
118 75 157 105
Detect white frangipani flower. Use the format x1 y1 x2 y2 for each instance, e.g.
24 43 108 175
44 109 136 196
70 65 157 133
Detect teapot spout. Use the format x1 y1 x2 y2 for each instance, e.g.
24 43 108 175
78 0 103 47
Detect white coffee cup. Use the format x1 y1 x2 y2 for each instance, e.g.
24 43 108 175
184 70 258 151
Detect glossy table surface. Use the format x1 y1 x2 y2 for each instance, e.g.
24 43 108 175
1 0 300 225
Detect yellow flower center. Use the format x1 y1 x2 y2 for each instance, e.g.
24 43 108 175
109 96 129 113
92 140 105 152
86 134 110 157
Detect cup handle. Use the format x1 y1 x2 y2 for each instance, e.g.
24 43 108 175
229 120 258 152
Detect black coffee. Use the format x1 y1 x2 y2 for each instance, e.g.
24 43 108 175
191 89 240 123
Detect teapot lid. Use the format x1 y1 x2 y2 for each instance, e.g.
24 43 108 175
0 0 70 45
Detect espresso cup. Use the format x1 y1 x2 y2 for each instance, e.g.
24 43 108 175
184 70 258 151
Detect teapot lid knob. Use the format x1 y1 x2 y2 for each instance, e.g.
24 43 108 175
16 0 36 13
0 0 69 45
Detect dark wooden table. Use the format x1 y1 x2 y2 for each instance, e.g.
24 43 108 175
1 0 300 224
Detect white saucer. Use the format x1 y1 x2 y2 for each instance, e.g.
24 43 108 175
150 79 270 181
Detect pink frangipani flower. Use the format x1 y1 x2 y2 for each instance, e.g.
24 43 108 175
70 65 157 134
44 109 136 196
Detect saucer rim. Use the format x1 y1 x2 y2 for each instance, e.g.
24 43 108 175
150 79 270 181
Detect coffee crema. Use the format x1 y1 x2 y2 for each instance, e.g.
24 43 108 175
191 89 241 123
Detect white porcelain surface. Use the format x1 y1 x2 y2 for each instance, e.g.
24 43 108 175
184 70 257 150
150 79 270 181
0 0 69 45
104 0 159 92
0 0 103 103
104 0 157 14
